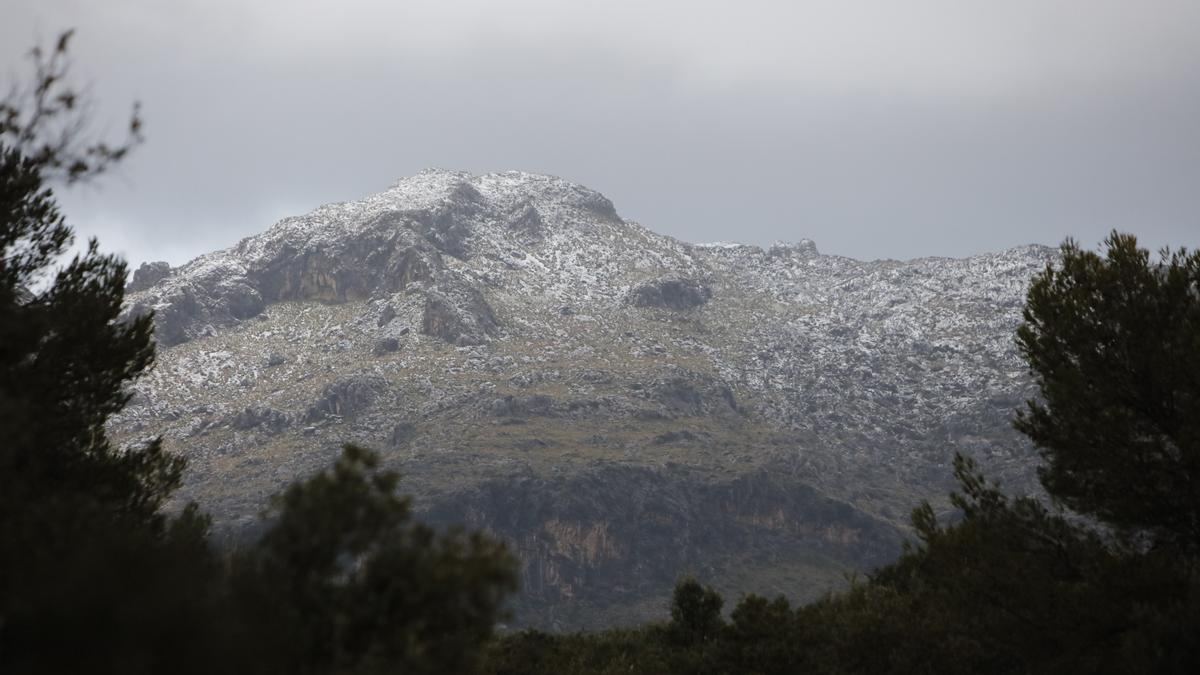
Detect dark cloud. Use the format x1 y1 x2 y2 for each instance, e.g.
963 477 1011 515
5 1 1199 266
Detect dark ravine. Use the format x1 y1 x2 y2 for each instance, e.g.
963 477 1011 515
113 169 1054 629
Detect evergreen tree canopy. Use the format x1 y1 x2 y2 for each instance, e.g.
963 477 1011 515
0 31 214 675
0 31 168 530
1016 232 1200 556
0 145 180 530
480 232 1200 675
667 578 724 647
1 32 518 675
229 444 519 675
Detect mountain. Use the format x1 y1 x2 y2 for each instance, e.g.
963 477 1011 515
114 169 1055 629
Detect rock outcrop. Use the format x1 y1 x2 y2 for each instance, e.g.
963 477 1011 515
628 275 713 310
304 376 387 422
127 260 173 293
229 407 290 434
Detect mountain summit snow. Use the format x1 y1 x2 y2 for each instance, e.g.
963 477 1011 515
117 170 1055 629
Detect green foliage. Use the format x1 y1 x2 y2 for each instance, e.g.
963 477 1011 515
228 444 519 675
0 141 517 673
0 136 173 534
485 628 676 675
1016 232 1200 555
2 502 224 674
483 585 801 675
481 232 1200 674
719 594 808 674
667 577 724 647
0 45 206 671
0 32 517 674
5 30 1196 671
482 581 729 675
853 456 1151 672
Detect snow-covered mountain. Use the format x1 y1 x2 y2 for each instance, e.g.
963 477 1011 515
115 169 1055 629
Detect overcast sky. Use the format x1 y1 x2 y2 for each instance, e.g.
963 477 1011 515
5 1 1199 267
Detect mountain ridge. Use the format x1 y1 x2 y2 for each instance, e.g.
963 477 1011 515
115 169 1055 629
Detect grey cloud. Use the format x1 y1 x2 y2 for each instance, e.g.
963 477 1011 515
4 1 1198 268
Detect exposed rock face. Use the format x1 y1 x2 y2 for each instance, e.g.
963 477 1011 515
127 261 173 293
249 236 439 307
424 464 902 629
507 202 545 244
410 182 485 259
214 279 265 320
128 270 266 346
420 287 497 345
114 169 1057 630
628 275 713 310
229 407 290 434
304 376 387 422
644 374 739 418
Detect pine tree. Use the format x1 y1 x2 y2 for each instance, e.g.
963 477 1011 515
228 445 518 674
0 32 219 675
0 144 182 535
668 578 724 647
1016 232 1200 556
1 34 519 673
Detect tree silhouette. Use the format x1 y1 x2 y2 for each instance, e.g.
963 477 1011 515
0 29 143 184
0 29 218 675
1017 232 1200 556
1 31 518 675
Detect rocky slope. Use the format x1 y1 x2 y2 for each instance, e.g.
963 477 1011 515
114 169 1055 629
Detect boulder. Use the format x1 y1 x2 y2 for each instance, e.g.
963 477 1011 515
373 337 401 356
304 376 387 422
229 407 290 434
628 276 712 310
420 288 498 345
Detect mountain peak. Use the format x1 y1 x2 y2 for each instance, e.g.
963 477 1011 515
124 170 1052 354
113 171 1059 629
123 169 657 345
